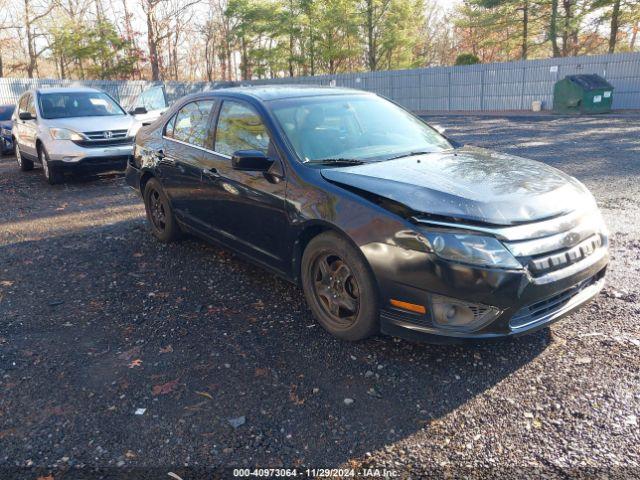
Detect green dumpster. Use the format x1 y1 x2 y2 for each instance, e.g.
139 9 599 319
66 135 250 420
553 74 614 114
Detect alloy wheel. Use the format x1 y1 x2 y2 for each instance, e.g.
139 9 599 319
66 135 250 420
311 253 360 328
40 149 50 179
149 188 167 232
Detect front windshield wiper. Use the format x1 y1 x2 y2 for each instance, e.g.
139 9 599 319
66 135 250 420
303 158 366 166
385 150 436 161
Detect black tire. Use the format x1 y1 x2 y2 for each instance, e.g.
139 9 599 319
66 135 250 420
15 144 34 171
143 178 181 243
39 145 63 185
301 231 379 341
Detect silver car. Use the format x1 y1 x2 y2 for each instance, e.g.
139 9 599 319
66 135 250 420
127 85 169 125
12 87 141 184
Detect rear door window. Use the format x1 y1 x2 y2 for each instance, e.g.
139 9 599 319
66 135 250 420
170 101 215 148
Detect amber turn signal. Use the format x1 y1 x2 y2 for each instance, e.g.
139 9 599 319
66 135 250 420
390 299 426 314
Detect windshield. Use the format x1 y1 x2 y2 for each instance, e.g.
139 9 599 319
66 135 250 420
269 94 452 163
0 105 14 121
39 92 126 119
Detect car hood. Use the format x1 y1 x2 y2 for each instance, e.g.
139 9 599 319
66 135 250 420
45 115 136 133
320 146 594 226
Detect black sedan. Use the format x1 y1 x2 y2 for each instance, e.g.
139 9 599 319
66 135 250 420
126 86 608 342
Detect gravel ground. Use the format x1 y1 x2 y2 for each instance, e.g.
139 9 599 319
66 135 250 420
0 115 639 479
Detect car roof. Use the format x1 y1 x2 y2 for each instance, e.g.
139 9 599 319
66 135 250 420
193 85 374 102
35 87 104 95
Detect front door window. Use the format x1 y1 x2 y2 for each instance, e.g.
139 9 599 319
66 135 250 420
214 101 270 157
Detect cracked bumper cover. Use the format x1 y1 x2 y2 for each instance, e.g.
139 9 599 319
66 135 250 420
363 240 608 342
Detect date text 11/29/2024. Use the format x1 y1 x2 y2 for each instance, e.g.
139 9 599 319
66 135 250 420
232 468 398 477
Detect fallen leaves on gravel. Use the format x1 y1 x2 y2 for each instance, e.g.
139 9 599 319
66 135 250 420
184 401 208 411
195 390 213 400
152 379 179 396
45 406 65 416
118 346 141 361
289 385 305 405
159 345 173 354
0 429 16 439
128 359 143 368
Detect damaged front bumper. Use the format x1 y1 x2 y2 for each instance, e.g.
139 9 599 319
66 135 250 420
362 209 609 342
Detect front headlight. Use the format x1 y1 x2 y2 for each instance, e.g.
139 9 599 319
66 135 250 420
49 127 84 141
420 230 522 269
127 122 143 137
1 128 10 136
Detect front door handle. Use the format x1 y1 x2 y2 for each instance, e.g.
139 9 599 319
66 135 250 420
202 167 220 180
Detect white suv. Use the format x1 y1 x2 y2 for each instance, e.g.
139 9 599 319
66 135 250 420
12 87 141 184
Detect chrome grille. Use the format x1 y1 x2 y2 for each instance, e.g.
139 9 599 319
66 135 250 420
526 234 601 274
501 210 606 276
74 129 132 148
83 129 128 140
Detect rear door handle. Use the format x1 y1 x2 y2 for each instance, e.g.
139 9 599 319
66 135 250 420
202 167 220 180
156 149 176 166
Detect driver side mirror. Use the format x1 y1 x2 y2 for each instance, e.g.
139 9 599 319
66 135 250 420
129 107 148 116
19 111 35 121
231 150 273 171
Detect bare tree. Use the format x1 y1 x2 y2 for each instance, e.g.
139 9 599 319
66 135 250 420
21 0 55 77
0 0 11 77
140 0 201 81
360 0 392 71
418 2 455 66
201 2 223 81
608 0 622 52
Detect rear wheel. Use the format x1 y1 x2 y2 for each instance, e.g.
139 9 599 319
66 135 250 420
16 144 34 171
39 145 63 185
301 231 379 341
143 178 181 243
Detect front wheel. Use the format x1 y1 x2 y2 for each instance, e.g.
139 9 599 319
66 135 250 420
301 231 379 341
143 178 181 243
16 144 34 171
39 145 63 184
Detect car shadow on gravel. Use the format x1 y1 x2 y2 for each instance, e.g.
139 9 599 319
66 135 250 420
0 216 552 469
